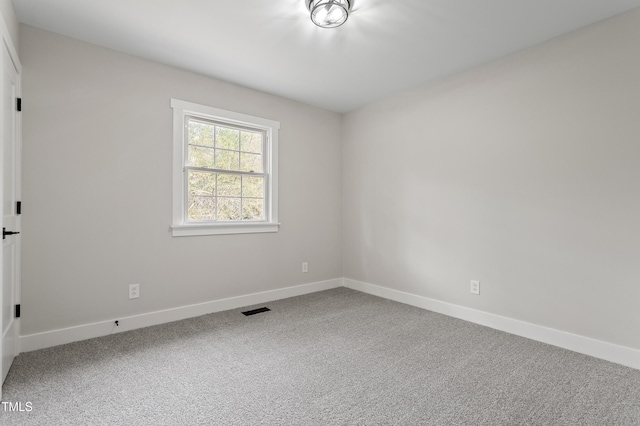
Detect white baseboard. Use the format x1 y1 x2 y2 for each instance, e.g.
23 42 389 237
20 278 343 353
344 278 640 370
20 277 640 371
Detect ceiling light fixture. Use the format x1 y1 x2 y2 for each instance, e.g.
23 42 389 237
306 0 352 29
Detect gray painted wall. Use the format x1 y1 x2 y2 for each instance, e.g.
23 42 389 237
20 25 343 335
343 9 640 351
0 0 18 51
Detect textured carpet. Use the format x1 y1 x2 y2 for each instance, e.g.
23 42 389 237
2 288 639 425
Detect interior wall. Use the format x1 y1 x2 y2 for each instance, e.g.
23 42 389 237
343 8 640 351
0 0 18 51
19 25 343 335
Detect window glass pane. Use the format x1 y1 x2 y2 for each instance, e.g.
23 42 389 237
215 126 240 150
188 120 214 147
188 146 214 168
188 170 216 196
188 196 216 221
217 197 241 221
217 174 241 197
240 152 263 173
242 175 264 198
242 198 263 221
215 149 240 171
240 131 262 153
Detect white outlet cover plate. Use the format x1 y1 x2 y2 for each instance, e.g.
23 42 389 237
129 284 140 299
470 280 480 295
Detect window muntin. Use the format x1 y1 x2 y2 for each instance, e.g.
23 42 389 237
171 99 279 236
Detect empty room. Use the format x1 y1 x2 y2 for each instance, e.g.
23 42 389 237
1 0 639 424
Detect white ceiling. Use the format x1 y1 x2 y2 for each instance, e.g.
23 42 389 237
13 0 640 112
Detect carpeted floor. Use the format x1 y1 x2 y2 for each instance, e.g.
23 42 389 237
2 287 639 425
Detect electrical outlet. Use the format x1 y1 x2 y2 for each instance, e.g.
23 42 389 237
129 283 140 299
302 262 308 273
470 280 480 295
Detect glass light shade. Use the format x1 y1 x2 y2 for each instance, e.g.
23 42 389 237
308 0 350 28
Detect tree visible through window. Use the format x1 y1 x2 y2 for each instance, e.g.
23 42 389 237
171 99 279 236
187 118 265 222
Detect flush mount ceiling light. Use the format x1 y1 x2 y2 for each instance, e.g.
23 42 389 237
306 0 352 28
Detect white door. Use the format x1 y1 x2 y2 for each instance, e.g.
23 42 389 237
1 41 21 387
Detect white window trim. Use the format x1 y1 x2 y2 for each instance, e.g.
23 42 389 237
171 99 280 236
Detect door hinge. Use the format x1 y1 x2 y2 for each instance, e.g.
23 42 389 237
16 201 21 215
17 98 21 112
15 304 20 319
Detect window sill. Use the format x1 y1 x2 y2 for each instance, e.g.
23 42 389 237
171 222 280 237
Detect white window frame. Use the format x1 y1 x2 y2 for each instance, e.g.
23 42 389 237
171 99 280 236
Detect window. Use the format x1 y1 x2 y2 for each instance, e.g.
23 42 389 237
171 99 279 236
